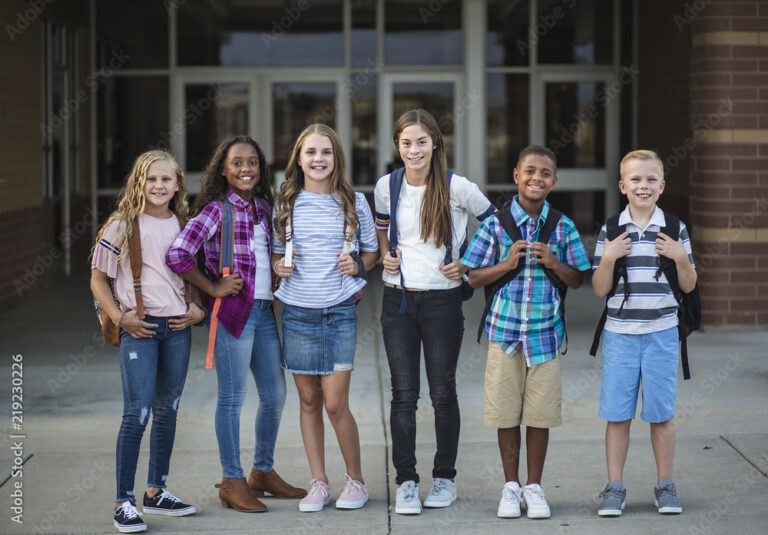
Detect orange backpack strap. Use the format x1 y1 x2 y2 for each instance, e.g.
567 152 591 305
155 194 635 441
206 200 234 369
128 218 144 319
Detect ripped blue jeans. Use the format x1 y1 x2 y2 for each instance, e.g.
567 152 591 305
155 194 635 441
116 316 191 502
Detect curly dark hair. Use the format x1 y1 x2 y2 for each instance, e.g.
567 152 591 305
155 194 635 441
192 135 273 215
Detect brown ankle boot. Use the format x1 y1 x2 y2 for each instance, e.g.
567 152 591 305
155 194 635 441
248 468 307 498
215 477 267 512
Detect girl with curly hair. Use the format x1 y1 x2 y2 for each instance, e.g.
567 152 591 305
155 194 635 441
166 136 305 513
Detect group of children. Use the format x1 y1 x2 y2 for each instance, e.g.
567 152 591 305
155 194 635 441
91 108 696 533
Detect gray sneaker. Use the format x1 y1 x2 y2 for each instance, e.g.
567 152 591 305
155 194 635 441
654 479 682 514
597 481 626 517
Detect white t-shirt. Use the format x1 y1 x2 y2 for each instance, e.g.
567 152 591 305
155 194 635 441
272 190 378 308
374 172 493 290
251 222 273 300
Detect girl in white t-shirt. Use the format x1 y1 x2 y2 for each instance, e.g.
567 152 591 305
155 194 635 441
373 109 494 514
271 124 379 512
91 150 204 533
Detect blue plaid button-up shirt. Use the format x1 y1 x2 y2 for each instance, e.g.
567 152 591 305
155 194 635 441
462 196 590 366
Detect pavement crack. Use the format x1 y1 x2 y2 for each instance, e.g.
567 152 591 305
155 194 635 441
720 435 768 478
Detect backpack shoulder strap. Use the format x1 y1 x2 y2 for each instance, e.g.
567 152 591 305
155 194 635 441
174 213 192 305
388 168 405 255
443 170 456 264
128 218 144 319
538 206 562 245
476 201 525 343
590 213 628 356
218 199 234 276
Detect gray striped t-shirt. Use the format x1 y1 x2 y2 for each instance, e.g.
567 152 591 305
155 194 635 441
592 206 695 335
273 190 378 308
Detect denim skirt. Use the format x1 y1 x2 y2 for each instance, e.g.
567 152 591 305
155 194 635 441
282 296 357 375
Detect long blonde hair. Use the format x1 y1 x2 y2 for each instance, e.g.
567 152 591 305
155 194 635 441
393 109 452 249
274 124 358 241
93 150 188 262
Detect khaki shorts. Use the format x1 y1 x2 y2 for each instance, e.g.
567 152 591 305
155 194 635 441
484 342 562 429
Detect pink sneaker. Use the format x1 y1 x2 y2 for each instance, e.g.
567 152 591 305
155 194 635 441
298 480 331 512
335 474 368 509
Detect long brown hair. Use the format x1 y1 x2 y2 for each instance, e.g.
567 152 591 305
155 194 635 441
393 109 452 249
274 124 358 241
192 135 273 216
93 150 188 262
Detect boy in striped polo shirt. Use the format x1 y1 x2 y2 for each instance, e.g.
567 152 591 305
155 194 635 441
462 145 590 519
592 150 697 517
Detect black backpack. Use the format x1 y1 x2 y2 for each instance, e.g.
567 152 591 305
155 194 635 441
477 201 569 352
589 212 701 380
387 167 475 313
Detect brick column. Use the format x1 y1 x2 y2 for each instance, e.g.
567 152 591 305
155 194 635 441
689 2 768 328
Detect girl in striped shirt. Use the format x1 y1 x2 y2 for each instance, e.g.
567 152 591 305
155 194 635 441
272 124 379 512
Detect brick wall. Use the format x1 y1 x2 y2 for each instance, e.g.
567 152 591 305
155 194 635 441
689 1 768 327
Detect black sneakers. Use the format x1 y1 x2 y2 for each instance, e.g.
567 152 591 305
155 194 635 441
142 489 197 516
113 499 146 533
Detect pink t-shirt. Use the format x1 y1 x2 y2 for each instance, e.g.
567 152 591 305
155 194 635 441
92 213 187 317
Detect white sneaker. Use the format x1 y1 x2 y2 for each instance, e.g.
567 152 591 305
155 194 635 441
423 478 456 508
521 483 551 519
394 480 421 514
497 481 522 518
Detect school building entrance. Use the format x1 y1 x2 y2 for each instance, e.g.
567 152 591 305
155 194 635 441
2 0 767 328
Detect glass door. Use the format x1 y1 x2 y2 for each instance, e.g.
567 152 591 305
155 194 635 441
379 73 464 178
264 72 349 187
171 71 255 193
532 71 620 222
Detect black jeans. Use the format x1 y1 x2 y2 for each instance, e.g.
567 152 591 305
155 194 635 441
381 285 464 485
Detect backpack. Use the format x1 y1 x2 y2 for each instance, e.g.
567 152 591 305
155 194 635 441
204 198 235 368
94 214 191 346
476 201 569 353
589 212 701 380
387 168 473 314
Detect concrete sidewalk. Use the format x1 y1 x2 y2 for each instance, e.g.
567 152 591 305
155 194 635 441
1 269 767 534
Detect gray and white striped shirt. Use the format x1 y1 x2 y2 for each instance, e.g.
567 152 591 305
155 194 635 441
592 206 695 335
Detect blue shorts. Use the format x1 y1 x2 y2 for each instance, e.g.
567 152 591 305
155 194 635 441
599 326 679 423
281 297 357 375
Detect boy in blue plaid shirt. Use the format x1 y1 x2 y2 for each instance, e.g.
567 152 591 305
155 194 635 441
462 145 590 519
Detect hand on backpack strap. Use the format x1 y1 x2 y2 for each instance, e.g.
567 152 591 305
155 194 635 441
120 310 159 339
439 259 464 281
530 242 557 268
212 273 243 297
602 232 632 261
382 249 402 275
273 251 299 278
502 240 530 272
655 233 687 262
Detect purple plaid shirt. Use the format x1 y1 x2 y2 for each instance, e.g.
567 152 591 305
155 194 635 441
166 188 271 338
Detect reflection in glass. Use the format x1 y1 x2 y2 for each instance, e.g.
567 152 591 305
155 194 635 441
184 84 248 172
486 74 529 183
385 0 462 65
352 0 377 68
96 0 168 69
391 83 455 170
272 83 336 170
97 78 170 188
545 82 606 168
537 0 613 65
178 0 343 66
487 0 530 66
351 73 377 185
